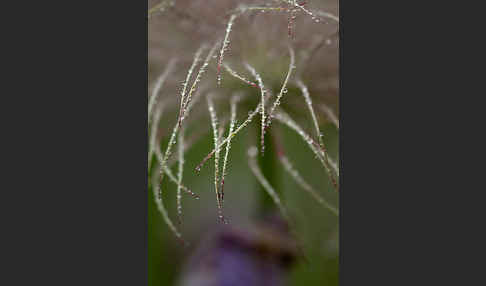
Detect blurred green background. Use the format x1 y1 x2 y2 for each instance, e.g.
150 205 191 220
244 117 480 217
148 108 339 285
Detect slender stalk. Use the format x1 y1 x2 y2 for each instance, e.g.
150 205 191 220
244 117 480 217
247 146 290 221
280 155 338 215
273 110 338 190
151 172 185 245
159 42 218 197
297 79 324 148
288 5 297 39
292 1 339 23
220 95 240 204
180 41 219 125
265 46 295 130
148 106 164 170
320 103 339 129
272 130 337 215
207 95 225 222
155 144 199 199
241 6 288 12
148 59 176 123
176 125 185 224
217 14 237 86
157 46 205 196
195 101 263 172
245 63 267 154
223 64 258 88
179 46 206 116
315 10 340 23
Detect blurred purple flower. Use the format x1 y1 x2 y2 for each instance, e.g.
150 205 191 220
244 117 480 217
178 215 297 286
